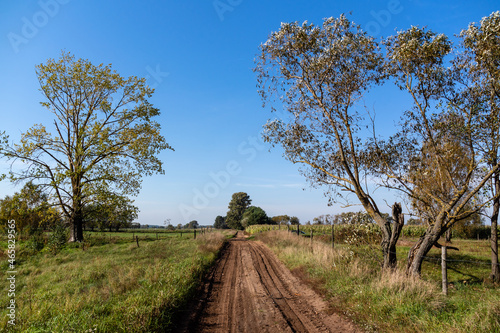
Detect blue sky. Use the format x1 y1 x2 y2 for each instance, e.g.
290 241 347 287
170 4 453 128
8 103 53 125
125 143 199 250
0 0 497 226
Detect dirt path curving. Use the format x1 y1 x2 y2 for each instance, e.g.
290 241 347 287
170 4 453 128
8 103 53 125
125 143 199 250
182 231 361 333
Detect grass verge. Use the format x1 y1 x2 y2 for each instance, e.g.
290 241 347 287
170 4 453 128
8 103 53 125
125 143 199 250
0 231 228 332
256 230 500 333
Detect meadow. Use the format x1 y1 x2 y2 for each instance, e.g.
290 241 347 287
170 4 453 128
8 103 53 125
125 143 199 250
253 228 500 333
0 230 232 332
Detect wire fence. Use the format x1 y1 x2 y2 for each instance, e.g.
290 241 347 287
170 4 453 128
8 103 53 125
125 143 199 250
246 224 499 270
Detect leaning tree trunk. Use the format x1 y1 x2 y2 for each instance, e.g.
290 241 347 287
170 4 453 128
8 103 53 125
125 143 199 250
406 222 444 276
380 203 405 270
491 171 500 283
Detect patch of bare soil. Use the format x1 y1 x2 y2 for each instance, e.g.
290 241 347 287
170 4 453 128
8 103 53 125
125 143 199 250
181 231 361 333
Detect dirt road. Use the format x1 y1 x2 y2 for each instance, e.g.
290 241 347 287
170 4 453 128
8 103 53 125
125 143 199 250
182 232 360 333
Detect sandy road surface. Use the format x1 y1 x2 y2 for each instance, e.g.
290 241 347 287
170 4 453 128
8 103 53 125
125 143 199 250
182 232 360 333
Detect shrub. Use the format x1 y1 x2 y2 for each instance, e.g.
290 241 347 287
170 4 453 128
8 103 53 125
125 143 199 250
47 224 68 254
26 231 45 253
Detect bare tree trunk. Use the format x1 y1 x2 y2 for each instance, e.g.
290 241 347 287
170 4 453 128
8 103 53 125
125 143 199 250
380 203 405 269
491 171 500 282
69 207 84 242
406 225 442 276
380 223 392 269
389 203 404 267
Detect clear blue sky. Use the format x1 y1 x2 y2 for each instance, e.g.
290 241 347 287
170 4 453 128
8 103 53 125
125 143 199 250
0 0 497 226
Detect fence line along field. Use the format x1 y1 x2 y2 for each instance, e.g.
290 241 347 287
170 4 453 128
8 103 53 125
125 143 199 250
0 230 232 332
246 224 493 242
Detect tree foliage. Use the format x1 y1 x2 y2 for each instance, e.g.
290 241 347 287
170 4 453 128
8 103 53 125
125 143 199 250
185 220 199 229
83 193 138 232
290 216 300 225
255 13 500 276
214 215 227 229
460 11 500 282
270 214 290 225
241 206 269 228
225 192 252 230
0 182 60 235
255 15 402 269
0 52 172 241
378 23 500 276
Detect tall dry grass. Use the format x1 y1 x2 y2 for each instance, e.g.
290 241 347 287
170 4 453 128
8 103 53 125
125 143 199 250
256 230 500 333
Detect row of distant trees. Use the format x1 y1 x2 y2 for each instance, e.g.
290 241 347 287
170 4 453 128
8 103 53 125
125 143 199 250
213 192 300 230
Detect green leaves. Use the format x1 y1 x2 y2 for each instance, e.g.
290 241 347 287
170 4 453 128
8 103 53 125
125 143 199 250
225 192 252 230
255 15 384 202
241 206 269 228
0 51 172 241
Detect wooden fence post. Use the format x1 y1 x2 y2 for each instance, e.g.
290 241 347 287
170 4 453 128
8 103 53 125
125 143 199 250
297 224 299 236
442 246 448 295
331 224 334 249
136 236 139 248
310 228 313 248
194 229 196 240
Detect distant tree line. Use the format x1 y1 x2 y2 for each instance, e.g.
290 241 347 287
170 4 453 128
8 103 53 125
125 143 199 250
213 192 300 230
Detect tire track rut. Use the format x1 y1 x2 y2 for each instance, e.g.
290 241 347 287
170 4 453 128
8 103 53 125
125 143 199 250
186 232 360 333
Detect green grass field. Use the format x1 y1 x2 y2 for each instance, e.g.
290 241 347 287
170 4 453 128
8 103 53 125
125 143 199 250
0 230 232 332
255 230 500 333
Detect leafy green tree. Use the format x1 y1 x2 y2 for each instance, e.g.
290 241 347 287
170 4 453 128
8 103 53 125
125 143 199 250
406 218 424 226
225 192 251 230
214 215 227 229
290 216 300 225
271 215 290 225
330 211 384 225
82 194 138 232
241 206 269 228
0 52 172 242
313 214 333 225
0 182 60 235
82 203 101 231
460 11 500 282
255 16 404 269
102 194 139 232
380 24 500 276
185 220 199 229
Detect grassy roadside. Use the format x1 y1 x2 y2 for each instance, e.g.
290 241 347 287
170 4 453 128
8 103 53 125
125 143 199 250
0 230 232 332
256 230 500 333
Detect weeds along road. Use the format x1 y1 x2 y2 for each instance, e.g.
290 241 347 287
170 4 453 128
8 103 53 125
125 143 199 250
182 231 360 333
